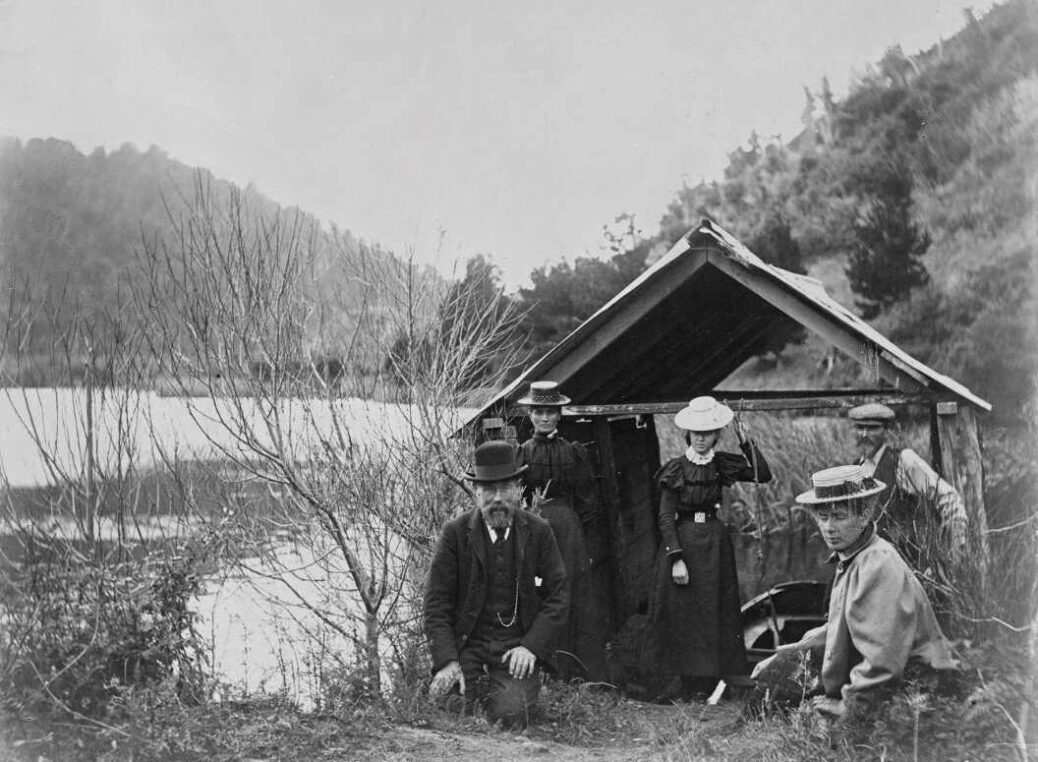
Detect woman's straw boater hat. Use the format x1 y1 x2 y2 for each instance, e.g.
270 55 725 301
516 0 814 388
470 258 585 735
796 464 886 505
462 440 528 483
517 380 571 407
674 396 734 432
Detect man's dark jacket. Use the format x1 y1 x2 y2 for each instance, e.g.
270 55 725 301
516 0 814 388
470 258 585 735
424 507 569 672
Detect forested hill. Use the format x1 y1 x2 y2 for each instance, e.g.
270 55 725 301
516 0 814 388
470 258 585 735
513 0 1037 420
1 139 293 301
0 138 437 380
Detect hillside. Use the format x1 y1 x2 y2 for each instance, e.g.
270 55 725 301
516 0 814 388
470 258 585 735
515 0 1037 420
667 0 1038 417
0 138 444 385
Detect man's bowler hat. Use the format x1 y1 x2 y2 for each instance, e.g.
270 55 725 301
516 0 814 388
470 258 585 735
463 441 529 483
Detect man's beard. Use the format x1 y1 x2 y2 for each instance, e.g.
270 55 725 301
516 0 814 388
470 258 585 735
482 503 514 530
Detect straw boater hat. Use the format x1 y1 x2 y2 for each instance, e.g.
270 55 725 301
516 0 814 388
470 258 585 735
517 380 571 407
462 440 529 483
848 403 896 426
795 464 886 505
674 396 734 432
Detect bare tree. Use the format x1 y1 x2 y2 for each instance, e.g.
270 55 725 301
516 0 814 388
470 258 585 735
134 177 526 697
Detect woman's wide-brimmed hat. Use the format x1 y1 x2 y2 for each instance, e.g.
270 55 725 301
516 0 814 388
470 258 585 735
462 440 529 483
795 464 886 505
517 380 571 407
674 396 734 432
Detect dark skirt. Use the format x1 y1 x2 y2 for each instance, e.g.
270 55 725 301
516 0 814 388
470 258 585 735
538 496 609 681
651 518 748 678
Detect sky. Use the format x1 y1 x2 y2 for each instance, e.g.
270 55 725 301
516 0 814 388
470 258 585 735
0 0 996 288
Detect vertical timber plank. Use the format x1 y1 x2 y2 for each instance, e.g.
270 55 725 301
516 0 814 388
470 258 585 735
936 403 989 573
592 416 629 624
929 403 943 475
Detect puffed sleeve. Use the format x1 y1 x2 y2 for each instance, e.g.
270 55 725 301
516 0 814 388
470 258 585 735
655 459 686 561
716 440 772 486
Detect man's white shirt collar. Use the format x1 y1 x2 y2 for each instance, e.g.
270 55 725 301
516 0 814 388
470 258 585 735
485 523 511 543
860 443 888 476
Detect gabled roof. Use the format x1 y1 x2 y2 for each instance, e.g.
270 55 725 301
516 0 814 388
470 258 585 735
472 219 990 420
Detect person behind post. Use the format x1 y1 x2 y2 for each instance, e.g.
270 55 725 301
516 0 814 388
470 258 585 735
516 380 608 682
752 464 957 724
848 402 967 568
652 395 771 699
423 440 568 727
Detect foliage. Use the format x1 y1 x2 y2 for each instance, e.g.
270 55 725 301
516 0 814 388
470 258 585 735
518 243 649 360
0 545 207 719
0 139 420 384
845 155 931 318
747 211 806 276
876 245 1037 418
387 254 528 392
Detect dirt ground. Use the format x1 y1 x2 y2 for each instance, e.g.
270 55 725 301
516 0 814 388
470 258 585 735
340 701 749 762
349 726 637 761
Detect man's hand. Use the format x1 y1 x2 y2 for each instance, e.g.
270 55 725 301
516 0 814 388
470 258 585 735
429 660 465 698
811 695 846 719
750 653 776 680
671 559 689 585
501 645 537 679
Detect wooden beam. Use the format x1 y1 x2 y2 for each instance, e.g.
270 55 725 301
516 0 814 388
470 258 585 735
505 390 942 418
562 392 935 416
705 253 929 394
935 403 989 578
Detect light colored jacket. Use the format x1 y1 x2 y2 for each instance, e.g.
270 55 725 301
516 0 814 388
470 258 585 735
793 530 956 701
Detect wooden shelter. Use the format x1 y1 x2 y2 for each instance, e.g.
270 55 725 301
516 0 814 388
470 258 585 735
465 219 991 636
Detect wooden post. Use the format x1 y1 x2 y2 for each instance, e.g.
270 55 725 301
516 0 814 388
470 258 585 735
935 402 989 575
591 416 629 623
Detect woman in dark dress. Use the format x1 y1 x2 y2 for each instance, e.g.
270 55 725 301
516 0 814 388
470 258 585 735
516 381 608 682
653 396 771 698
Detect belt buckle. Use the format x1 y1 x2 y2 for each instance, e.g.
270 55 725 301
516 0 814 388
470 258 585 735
693 511 707 523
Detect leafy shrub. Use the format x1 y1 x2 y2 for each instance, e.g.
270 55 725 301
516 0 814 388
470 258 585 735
0 545 208 718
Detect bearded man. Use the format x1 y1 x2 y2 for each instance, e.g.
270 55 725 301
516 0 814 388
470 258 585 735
424 440 568 727
848 402 967 567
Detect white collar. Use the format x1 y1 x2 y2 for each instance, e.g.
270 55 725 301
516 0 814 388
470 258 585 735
864 443 888 467
485 523 511 543
684 446 715 465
